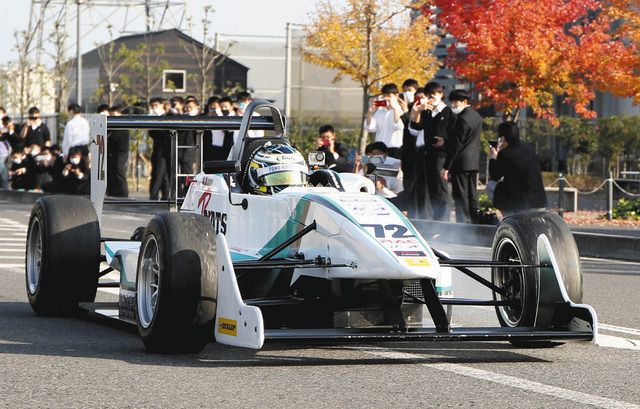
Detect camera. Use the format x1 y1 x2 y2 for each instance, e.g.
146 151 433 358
361 155 384 166
308 151 326 167
489 140 499 148
373 100 388 108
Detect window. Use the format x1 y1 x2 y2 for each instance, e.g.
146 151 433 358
162 70 186 93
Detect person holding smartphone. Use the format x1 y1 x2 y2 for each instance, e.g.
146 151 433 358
407 82 456 220
489 121 547 215
22 107 51 148
364 83 407 159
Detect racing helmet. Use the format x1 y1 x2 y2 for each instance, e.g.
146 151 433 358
246 143 308 194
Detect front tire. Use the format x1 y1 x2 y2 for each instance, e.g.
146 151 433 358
491 212 582 347
135 212 218 354
26 196 100 315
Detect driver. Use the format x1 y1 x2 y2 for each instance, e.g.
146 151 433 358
244 143 309 194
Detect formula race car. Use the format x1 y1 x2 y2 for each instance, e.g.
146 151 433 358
24 100 597 353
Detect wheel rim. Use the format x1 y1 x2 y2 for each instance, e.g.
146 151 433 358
137 235 160 328
26 218 42 295
494 238 525 327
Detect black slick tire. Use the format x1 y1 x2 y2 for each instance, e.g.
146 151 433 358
25 196 101 315
491 211 582 347
135 212 218 354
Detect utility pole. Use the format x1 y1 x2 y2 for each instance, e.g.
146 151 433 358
76 0 83 106
284 23 293 123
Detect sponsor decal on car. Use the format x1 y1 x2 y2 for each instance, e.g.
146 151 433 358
404 258 431 267
217 317 237 336
198 192 228 234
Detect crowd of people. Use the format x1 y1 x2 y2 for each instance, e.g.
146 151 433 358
318 79 546 221
0 105 93 195
0 83 546 221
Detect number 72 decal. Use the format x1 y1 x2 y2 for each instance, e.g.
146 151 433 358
361 224 415 239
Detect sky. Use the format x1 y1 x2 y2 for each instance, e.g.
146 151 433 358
0 0 346 64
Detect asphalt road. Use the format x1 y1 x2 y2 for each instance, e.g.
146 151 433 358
1 201 639 408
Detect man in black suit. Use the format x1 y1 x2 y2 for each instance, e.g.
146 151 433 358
148 98 171 200
489 121 547 214
99 104 130 198
22 107 51 148
441 90 482 224
410 82 455 221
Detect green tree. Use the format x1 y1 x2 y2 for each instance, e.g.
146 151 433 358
555 117 597 175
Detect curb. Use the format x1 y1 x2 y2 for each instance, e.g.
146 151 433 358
410 219 640 262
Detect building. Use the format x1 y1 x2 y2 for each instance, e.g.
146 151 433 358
70 29 248 111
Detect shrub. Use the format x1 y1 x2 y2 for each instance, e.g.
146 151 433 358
611 198 640 220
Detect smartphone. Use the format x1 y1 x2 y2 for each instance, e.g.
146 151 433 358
489 140 499 148
374 100 388 108
414 96 422 106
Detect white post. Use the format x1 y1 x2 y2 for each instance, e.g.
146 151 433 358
76 0 83 106
284 23 293 125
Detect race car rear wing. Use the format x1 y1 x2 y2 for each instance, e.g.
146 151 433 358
88 99 285 223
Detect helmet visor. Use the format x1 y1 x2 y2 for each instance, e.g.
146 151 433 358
261 171 307 187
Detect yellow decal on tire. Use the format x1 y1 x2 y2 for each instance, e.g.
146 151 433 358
218 317 238 336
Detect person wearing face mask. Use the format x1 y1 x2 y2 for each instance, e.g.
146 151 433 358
60 146 90 194
232 91 264 146
401 79 419 106
148 97 171 200
489 121 547 215
365 83 407 159
2 116 23 153
21 107 51 148
0 129 10 189
204 96 222 116
354 141 403 196
176 99 199 196
210 97 236 160
441 89 483 224
62 103 90 158
9 151 29 190
408 82 456 221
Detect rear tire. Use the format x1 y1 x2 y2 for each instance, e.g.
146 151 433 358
135 212 218 354
26 196 100 315
491 212 582 347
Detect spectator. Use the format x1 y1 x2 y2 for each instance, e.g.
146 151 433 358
2 116 23 152
9 151 28 190
210 97 236 160
364 83 407 159
0 107 6 133
0 129 10 189
60 146 90 194
441 90 483 224
204 96 221 116
22 107 51 148
148 97 171 200
401 79 420 106
399 87 424 217
233 91 264 144
489 121 547 215
354 141 403 196
177 99 199 195
62 103 90 158
169 96 185 115
409 81 456 221
101 105 130 198
315 124 349 172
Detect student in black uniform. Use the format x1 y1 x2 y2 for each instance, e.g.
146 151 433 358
148 98 171 200
99 104 130 197
409 82 456 221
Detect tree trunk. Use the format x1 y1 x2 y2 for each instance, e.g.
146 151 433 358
359 86 369 154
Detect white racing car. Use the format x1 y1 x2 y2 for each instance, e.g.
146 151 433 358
24 100 597 353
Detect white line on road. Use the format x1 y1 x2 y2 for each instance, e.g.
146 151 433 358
0 243 25 247
0 238 25 242
0 248 24 252
600 324 640 337
366 348 640 409
0 256 24 260
597 334 640 351
0 263 23 269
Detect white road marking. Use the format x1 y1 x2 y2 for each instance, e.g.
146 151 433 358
600 324 640 337
0 248 24 252
366 347 640 409
0 243 25 247
98 288 120 295
597 334 640 351
0 238 25 242
0 263 23 269
0 256 24 260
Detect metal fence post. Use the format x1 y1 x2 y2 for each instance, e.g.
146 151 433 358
607 171 613 221
558 173 565 218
